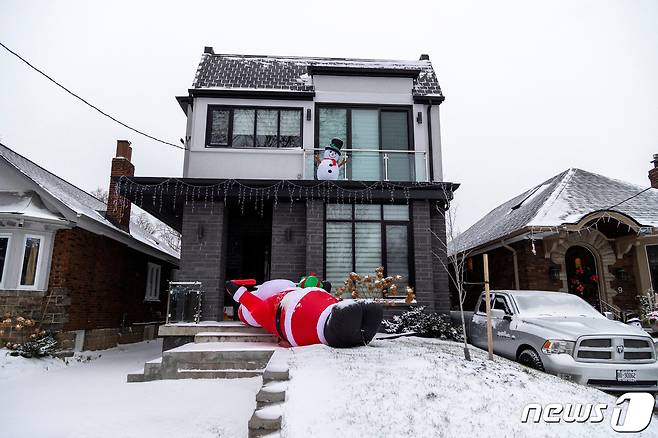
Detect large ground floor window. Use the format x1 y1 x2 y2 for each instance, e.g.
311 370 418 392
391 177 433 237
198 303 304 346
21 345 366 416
324 203 412 296
647 245 658 292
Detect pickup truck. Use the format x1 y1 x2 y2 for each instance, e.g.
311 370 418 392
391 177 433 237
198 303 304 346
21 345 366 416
469 290 658 393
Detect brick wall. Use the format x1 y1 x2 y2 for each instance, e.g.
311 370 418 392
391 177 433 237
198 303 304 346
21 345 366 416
515 240 563 291
271 203 307 280
179 202 227 321
610 251 639 311
412 201 436 311
0 226 172 348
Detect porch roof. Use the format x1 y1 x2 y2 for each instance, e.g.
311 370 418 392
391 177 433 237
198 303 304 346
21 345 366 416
115 176 459 232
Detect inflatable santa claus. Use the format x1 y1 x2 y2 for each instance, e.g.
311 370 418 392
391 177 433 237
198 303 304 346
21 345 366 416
226 278 382 348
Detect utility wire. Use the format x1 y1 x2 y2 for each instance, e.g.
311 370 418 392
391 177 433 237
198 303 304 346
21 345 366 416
0 41 186 150
607 186 651 210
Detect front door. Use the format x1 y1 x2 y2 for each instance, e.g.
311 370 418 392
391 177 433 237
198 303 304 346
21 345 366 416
565 245 601 309
225 203 273 319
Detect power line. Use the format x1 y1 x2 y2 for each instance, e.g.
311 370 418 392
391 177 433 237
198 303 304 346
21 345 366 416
607 186 651 210
0 41 186 151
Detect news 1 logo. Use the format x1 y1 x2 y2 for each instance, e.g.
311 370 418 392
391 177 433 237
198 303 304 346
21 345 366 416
521 393 655 433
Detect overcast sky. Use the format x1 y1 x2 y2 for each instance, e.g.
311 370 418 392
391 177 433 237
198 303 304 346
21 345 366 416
1 0 656 232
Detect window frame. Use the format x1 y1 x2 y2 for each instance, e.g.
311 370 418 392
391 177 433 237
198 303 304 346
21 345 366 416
17 233 44 290
205 105 304 149
0 233 11 289
145 262 162 302
314 103 415 180
646 244 658 292
323 203 415 294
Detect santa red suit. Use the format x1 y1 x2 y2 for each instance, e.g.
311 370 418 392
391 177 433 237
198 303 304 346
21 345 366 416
226 280 383 348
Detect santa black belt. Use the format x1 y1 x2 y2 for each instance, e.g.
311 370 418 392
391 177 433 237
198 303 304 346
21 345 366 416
274 302 286 342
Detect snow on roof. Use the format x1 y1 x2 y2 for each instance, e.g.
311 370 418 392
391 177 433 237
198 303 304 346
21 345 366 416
451 168 658 254
0 142 179 261
0 191 67 223
192 53 443 98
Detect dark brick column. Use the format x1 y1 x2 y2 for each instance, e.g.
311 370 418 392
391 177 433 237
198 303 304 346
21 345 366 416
179 202 227 321
430 202 451 313
412 200 435 311
305 200 324 278
270 203 307 280
649 154 658 189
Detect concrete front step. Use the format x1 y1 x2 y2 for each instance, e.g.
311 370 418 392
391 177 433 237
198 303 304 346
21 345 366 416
248 403 283 432
195 332 277 344
257 381 288 404
173 369 264 379
159 321 270 337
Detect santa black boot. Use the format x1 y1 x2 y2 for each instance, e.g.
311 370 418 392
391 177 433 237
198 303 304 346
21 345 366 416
323 301 383 348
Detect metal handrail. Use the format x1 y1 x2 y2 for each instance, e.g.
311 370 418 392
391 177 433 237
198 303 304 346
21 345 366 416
599 298 623 321
304 148 429 182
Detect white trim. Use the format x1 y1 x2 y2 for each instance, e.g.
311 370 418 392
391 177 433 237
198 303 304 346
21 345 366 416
0 233 11 289
646 244 658 292
233 286 247 302
240 307 260 327
316 303 337 345
280 288 314 347
17 233 44 290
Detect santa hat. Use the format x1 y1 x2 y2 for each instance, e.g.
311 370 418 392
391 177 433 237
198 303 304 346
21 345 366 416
325 138 343 155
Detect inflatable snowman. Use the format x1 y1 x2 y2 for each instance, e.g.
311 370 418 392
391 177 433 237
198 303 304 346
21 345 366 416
316 138 347 180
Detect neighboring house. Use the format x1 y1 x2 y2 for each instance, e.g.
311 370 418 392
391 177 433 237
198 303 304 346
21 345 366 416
0 141 179 350
450 158 658 318
117 48 457 321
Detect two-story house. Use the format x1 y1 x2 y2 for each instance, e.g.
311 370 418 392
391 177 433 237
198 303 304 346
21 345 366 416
116 48 457 320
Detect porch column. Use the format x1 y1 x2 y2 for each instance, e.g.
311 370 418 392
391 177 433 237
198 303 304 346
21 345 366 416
412 200 436 311
430 202 451 313
270 203 307 280
179 202 227 321
305 200 325 278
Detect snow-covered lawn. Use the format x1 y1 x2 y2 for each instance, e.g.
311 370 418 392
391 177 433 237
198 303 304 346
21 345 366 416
283 337 658 437
0 340 260 438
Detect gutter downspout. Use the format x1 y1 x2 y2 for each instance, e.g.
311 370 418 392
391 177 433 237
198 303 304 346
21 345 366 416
502 243 520 290
426 102 434 182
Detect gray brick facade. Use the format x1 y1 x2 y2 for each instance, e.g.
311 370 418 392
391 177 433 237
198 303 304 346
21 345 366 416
177 199 452 321
179 202 227 321
305 200 325 278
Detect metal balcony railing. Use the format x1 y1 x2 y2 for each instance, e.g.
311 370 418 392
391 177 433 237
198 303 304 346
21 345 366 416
303 148 429 182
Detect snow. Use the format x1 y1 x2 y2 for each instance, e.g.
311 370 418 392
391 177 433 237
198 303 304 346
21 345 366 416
169 341 279 352
282 337 658 437
1 340 260 438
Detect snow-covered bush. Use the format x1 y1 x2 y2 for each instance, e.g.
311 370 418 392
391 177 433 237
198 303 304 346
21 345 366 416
382 306 463 342
2 315 58 358
7 333 58 358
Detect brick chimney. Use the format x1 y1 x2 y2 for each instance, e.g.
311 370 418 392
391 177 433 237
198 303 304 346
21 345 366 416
106 140 134 231
650 153 658 189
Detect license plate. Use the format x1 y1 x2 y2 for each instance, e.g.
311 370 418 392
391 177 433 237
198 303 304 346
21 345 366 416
616 370 637 382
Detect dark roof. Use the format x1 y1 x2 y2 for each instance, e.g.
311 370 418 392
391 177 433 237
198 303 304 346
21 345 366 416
0 142 179 262
450 168 658 254
191 53 443 98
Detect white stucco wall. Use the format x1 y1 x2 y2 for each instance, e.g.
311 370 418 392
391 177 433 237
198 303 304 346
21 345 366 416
183 75 444 181
184 97 313 179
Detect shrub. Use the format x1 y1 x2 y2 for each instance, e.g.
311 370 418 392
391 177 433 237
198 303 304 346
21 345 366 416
2 315 58 358
382 306 463 342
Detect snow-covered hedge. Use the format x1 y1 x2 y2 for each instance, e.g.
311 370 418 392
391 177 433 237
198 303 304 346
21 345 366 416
381 306 463 342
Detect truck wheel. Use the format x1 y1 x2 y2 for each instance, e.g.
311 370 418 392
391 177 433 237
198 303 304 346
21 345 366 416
518 348 545 372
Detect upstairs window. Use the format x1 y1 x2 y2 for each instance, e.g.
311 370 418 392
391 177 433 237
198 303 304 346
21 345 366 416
317 106 413 181
206 106 302 148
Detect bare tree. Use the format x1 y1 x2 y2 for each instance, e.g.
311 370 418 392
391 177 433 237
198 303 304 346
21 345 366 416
90 187 108 203
91 187 181 253
429 186 473 361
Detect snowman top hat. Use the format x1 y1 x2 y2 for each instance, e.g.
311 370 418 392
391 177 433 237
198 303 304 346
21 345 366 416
325 138 343 155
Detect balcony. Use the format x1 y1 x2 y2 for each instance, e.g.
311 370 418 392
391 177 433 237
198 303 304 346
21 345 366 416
303 148 429 182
